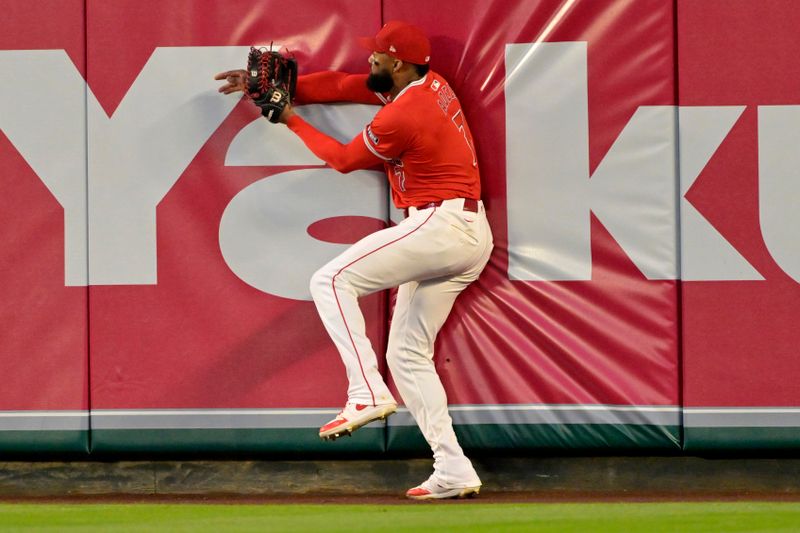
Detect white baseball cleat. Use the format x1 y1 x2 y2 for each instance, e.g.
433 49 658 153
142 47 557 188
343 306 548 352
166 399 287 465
406 478 481 500
319 403 397 441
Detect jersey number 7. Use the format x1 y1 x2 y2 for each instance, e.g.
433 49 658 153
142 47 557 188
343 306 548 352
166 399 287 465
451 109 478 168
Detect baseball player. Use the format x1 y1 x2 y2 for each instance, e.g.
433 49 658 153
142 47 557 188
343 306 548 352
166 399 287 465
216 21 493 500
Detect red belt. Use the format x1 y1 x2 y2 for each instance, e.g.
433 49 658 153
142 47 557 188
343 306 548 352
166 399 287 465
405 198 479 217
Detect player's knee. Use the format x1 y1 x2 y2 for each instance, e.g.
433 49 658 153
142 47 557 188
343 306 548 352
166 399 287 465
386 350 406 378
309 267 333 302
387 339 435 373
386 344 418 370
310 263 360 304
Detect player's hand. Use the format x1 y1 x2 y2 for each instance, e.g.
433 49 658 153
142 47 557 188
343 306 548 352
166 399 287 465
214 69 247 94
278 103 296 124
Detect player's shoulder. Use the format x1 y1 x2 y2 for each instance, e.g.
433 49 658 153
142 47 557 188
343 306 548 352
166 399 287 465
424 70 448 91
398 71 448 99
369 100 408 136
410 71 459 108
372 72 451 129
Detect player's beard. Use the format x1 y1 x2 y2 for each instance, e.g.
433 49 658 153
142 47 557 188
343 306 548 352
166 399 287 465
366 69 394 93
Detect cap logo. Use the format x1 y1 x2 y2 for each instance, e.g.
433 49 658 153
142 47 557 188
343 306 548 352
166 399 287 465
389 45 397 53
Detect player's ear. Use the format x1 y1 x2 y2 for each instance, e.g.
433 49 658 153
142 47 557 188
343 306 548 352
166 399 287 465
392 59 403 73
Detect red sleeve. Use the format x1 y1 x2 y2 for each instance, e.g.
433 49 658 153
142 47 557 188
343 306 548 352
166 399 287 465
294 72 387 105
286 115 384 173
362 106 410 161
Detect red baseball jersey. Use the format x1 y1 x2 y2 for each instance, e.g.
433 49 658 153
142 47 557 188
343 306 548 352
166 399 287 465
288 71 481 208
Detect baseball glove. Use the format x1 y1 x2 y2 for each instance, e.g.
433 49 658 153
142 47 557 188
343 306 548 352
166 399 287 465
245 46 297 123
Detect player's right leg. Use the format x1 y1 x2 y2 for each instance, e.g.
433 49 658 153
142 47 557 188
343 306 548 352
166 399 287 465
386 277 483 499
384 204 493 498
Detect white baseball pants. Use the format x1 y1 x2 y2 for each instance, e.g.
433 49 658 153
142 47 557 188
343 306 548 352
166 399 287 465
310 198 493 486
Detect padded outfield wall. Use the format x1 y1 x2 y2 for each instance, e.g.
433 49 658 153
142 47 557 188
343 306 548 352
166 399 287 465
0 0 798 455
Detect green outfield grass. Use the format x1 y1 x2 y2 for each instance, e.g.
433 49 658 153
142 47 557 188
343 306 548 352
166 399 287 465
1 502 799 532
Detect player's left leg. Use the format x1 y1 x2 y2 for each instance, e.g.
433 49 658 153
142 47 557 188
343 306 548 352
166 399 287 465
311 200 492 441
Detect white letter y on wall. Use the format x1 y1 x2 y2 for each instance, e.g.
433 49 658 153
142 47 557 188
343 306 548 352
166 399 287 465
0 50 88 285
0 47 246 285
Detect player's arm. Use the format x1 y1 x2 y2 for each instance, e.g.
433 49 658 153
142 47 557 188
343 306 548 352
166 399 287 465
294 72 386 105
215 69 386 104
282 112 385 173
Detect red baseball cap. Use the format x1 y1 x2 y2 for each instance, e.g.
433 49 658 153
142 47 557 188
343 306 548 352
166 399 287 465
358 20 431 65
